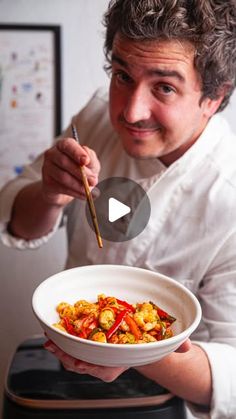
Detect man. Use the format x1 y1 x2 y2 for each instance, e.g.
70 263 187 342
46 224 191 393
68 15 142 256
0 0 236 417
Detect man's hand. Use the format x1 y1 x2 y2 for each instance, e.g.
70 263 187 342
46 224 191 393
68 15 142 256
44 339 191 382
44 340 128 382
42 137 101 207
8 136 101 240
44 339 211 406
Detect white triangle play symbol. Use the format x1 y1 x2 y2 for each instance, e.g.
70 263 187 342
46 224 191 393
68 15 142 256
108 197 131 222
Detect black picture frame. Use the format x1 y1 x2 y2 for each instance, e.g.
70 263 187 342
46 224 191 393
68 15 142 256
0 23 61 134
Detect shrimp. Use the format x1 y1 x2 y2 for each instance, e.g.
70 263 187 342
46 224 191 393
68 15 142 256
98 308 116 330
117 332 136 344
56 302 77 320
138 332 157 343
134 302 159 331
74 300 99 316
134 303 159 332
90 331 107 343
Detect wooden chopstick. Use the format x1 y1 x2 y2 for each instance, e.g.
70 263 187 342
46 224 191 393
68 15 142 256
71 124 103 248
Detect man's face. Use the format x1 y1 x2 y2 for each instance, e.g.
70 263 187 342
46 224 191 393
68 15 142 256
109 34 222 165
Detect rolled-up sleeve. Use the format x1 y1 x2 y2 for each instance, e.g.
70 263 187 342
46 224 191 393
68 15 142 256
0 154 63 249
188 232 236 418
0 211 63 250
188 341 236 419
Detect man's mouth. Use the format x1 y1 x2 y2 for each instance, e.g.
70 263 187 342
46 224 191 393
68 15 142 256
118 115 162 138
124 125 161 138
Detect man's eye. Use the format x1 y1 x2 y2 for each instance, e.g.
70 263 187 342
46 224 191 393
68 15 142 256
114 70 132 84
157 84 175 95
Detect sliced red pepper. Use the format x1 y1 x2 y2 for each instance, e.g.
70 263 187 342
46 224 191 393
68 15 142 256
84 319 98 338
125 314 142 340
75 316 98 339
82 315 97 329
150 302 176 323
157 308 176 323
106 309 128 340
98 298 107 309
116 298 135 313
63 317 77 336
77 329 88 339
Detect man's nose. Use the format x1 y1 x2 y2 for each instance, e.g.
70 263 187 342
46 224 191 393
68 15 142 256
123 87 152 124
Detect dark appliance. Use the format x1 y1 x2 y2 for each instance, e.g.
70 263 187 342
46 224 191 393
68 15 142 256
3 337 186 419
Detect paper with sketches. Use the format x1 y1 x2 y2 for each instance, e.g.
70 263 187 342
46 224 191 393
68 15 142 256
0 29 56 188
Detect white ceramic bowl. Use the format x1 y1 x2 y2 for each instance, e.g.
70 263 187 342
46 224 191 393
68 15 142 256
32 265 201 367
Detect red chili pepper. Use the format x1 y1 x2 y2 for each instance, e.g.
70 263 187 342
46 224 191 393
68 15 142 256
75 316 98 339
150 302 176 323
157 308 176 323
106 310 128 340
98 298 107 309
84 319 98 337
82 315 97 329
63 317 77 336
109 306 119 314
78 329 88 339
116 298 135 313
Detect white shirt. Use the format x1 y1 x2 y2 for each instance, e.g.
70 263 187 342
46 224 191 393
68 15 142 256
1 89 236 418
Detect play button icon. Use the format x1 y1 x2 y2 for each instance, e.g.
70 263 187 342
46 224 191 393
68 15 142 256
108 198 131 222
85 177 151 242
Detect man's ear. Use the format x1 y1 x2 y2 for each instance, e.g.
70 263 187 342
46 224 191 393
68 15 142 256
201 83 232 117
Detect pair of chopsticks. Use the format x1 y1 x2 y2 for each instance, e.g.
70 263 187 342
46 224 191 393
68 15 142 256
71 124 103 248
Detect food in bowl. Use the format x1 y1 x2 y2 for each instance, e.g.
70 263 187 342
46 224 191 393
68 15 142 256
53 293 176 344
32 265 202 366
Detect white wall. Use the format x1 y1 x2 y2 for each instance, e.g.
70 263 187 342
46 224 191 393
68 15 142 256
0 0 110 412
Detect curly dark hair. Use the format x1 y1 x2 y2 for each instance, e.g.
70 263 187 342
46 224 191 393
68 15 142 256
103 0 236 112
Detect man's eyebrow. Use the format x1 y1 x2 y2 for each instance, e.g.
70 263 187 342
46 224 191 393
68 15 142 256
111 53 128 68
111 53 185 82
149 68 185 83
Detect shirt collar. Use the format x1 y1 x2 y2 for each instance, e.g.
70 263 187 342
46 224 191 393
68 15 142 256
162 114 229 176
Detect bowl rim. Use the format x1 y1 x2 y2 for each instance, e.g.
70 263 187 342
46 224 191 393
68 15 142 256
32 264 202 350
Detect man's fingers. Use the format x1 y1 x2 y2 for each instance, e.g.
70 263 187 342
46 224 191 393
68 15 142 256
56 140 100 174
56 138 90 165
44 340 127 382
175 339 192 353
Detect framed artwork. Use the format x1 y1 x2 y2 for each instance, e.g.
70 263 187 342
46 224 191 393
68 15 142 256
0 24 61 188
